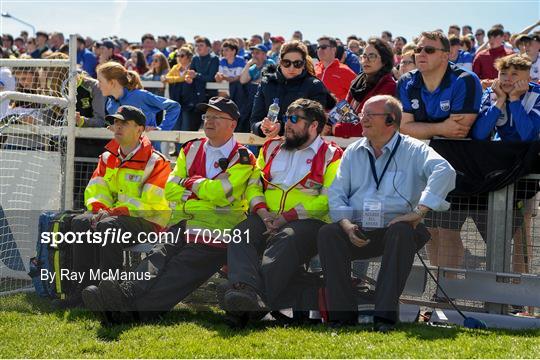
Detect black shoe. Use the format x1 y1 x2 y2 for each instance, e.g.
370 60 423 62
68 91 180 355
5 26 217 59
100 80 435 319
82 285 105 312
373 321 396 333
223 283 268 314
97 280 132 312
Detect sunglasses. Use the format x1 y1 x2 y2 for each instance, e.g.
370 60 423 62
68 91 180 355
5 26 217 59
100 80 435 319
178 53 187 58
414 45 447 54
361 53 379 62
317 44 332 50
280 59 305 69
284 114 307 124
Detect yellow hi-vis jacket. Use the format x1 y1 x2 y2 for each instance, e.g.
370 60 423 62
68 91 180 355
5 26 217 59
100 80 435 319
247 138 343 222
165 138 256 244
84 135 172 228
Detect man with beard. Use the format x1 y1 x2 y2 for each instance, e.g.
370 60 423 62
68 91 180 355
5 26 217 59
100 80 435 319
222 98 343 323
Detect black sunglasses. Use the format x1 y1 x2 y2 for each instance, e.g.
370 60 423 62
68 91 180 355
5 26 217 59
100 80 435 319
414 45 447 54
280 59 305 69
284 114 307 124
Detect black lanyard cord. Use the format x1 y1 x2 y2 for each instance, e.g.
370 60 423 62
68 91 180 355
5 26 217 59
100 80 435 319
367 135 402 190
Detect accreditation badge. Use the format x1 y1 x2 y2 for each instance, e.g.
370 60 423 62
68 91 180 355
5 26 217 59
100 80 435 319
362 197 384 229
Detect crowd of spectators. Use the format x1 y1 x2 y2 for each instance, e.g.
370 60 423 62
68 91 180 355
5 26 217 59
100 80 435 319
2 21 540 297
1 22 539 140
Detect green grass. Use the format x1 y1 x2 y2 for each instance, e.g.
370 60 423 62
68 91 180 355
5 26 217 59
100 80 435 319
1 293 539 358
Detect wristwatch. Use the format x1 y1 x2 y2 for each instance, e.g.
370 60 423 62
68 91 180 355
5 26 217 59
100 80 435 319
413 206 428 218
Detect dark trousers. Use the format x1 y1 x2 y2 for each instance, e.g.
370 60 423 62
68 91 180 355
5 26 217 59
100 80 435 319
113 224 227 312
317 221 430 324
71 213 155 287
227 214 324 308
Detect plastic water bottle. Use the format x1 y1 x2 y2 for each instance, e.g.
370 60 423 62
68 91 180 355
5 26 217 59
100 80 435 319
267 98 280 123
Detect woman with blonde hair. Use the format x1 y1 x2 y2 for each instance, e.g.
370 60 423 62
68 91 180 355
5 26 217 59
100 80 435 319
96 62 180 131
250 40 335 138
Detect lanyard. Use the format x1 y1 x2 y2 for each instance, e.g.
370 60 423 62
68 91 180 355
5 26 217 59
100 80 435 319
367 135 401 190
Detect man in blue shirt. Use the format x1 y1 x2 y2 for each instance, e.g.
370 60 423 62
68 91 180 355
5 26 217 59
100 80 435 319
76 35 97 78
472 53 540 141
318 95 455 331
239 44 275 85
398 31 482 139
398 31 482 283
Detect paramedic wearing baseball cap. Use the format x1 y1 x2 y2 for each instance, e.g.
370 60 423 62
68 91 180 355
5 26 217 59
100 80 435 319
61 105 171 308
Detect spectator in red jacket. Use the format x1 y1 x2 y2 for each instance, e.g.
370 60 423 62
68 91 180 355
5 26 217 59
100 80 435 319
315 35 356 101
333 37 396 138
473 27 513 85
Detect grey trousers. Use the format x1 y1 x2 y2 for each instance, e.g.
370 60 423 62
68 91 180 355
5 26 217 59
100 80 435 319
317 221 430 324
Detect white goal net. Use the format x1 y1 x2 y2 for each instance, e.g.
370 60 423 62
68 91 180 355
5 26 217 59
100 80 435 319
0 53 76 295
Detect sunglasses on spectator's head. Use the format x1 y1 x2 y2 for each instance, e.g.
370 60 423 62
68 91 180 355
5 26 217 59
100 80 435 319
317 44 332 50
284 114 308 124
280 59 305 69
414 45 446 54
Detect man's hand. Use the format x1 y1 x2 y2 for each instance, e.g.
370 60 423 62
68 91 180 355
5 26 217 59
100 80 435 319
261 117 281 138
481 79 495 90
509 79 529 101
491 80 507 109
339 219 369 248
90 209 110 230
215 72 224 82
439 116 471 138
388 212 422 229
75 112 84 127
256 208 276 233
263 215 288 236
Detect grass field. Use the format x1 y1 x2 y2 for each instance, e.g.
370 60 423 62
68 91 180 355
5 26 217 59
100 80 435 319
1 293 539 358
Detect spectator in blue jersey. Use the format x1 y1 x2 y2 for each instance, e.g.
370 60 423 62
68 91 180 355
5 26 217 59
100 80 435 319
398 31 482 273
76 35 97 78
472 54 540 141
97 62 180 131
398 31 482 140
461 35 476 58
215 39 250 131
157 36 170 58
239 44 275 85
339 46 362 74
215 39 246 83
448 35 473 71
141 33 161 65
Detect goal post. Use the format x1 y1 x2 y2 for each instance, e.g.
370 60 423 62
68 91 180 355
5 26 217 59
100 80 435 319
0 35 78 295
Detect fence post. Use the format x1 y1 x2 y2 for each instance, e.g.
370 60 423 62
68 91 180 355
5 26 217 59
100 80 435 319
485 183 514 313
64 34 77 210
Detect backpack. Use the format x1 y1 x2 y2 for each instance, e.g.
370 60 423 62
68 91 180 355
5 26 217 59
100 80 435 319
28 210 84 299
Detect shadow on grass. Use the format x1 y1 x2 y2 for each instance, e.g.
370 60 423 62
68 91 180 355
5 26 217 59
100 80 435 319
5 293 540 341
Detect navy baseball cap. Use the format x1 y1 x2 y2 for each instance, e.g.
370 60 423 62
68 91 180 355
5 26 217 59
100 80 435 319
196 96 240 121
250 44 267 52
105 105 146 126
